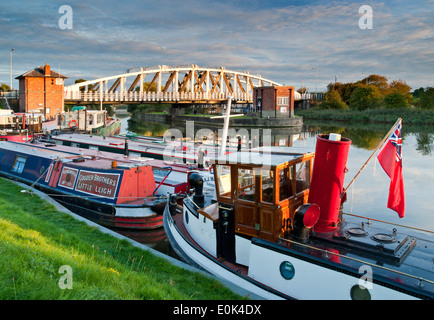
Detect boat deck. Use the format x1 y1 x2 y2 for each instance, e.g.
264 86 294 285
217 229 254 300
278 214 434 298
171 208 249 276
51 132 202 159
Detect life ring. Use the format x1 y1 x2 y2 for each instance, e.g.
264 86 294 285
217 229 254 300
69 120 78 128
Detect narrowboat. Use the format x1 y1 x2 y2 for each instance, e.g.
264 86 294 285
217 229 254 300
164 133 434 300
21 139 215 197
0 140 166 230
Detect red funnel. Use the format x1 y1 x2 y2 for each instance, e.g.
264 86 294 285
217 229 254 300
308 134 351 233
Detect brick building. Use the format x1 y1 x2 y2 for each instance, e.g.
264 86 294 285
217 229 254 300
253 86 295 118
16 63 67 119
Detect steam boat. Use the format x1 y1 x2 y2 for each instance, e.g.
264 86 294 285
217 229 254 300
164 134 434 300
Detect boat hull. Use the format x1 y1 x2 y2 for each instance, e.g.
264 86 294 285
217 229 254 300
0 134 34 142
2 173 163 230
164 201 430 300
54 196 163 230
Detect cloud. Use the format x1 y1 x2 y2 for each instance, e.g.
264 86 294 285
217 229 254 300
0 0 433 90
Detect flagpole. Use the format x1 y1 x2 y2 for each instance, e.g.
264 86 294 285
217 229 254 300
341 118 402 198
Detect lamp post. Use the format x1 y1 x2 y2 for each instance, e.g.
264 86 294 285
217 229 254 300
10 48 14 90
312 67 318 98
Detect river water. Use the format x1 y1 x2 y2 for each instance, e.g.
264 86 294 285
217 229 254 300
114 114 434 252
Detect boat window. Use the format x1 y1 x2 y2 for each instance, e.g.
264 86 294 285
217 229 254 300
261 170 274 203
238 168 256 201
295 161 310 194
216 165 231 198
279 167 293 201
12 155 27 174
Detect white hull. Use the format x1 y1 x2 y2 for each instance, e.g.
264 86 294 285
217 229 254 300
164 203 422 300
164 206 285 300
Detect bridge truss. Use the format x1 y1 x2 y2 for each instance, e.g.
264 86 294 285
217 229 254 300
64 65 293 104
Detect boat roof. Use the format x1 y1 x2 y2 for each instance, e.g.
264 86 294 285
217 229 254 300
52 133 188 153
0 141 147 170
211 148 313 167
0 141 73 160
52 132 236 155
0 140 206 173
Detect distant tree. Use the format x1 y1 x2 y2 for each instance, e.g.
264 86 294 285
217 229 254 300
321 89 348 110
412 87 425 99
0 83 11 92
327 82 359 104
358 74 391 95
389 79 412 104
417 87 434 110
75 79 95 91
349 85 382 110
134 82 162 92
383 92 409 109
297 87 308 94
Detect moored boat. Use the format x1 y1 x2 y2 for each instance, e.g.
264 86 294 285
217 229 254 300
48 132 212 165
34 139 215 197
0 111 43 142
53 107 121 136
0 140 166 230
164 132 434 300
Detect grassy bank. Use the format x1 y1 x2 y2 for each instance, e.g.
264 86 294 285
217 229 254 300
295 107 434 126
0 178 245 300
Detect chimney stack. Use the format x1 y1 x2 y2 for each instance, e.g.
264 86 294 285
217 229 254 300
44 63 50 76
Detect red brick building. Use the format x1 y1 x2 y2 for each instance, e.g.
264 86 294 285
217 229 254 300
16 64 67 119
253 86 295 118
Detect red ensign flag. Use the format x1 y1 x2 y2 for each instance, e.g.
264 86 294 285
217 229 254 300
377 121 405 218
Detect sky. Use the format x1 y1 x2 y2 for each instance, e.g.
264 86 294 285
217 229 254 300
1 0 433 92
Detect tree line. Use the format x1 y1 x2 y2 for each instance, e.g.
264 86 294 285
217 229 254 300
310 74 433 111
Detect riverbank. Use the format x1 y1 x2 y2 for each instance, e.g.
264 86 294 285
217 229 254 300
295 107 434 126
0 178 247 300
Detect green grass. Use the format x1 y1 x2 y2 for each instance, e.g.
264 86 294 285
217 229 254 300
0 178 245 300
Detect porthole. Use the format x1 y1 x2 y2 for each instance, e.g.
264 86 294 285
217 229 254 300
280 261 295 280
185 209 189 224
350 285 371 300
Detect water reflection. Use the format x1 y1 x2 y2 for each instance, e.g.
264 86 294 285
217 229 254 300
415 133 434 156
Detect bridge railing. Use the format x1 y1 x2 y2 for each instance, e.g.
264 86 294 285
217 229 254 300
64 90 253 103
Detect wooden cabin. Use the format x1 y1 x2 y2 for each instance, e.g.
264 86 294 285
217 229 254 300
211 150 314 242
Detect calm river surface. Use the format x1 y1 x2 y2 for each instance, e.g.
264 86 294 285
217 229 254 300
115 115 434 251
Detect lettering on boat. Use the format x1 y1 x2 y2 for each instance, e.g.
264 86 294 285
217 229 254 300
75 170 120 199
